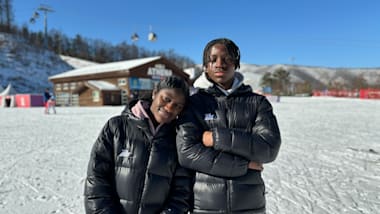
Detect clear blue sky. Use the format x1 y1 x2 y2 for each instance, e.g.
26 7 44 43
12 0 380 68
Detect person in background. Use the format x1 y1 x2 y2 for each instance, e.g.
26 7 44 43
84 76 193 214
47 92 56 114
176 38 282 213
43 88 51 114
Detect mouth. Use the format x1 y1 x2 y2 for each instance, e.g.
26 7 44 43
214 71 225 77
158 107 171 119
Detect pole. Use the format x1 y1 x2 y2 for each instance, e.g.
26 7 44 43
44 10 48 48
37 5 54 49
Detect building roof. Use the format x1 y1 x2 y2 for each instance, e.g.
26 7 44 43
87 80 120 91
49 56 161 80
59 55 98 68
0 83 17 96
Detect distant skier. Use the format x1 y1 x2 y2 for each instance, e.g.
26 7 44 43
43 88 51 114
48 92 56 114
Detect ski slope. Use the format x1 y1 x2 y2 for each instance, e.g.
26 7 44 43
0 97 379 214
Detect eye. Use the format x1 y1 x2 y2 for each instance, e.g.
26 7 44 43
208 56 217 64
224 56 234 64
174 104 184 111
163 96 171 103
208 56 234 65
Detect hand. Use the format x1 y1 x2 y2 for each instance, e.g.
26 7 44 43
248 161 263 171
202 131 213 147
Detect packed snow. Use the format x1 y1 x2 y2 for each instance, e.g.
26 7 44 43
0 97 379 214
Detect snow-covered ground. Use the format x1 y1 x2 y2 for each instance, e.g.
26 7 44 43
0 97 379 214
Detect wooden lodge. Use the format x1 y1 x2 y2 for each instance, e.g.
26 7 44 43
48 56 190 106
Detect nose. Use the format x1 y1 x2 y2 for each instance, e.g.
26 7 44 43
215 57 224 67
164 102 176 113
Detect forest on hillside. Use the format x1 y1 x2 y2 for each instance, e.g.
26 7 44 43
0 0 195 69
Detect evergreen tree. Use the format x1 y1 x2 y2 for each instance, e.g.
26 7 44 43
273 67 290 95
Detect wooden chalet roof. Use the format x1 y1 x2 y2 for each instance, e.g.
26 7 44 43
49 56 161 80
86 80 120 91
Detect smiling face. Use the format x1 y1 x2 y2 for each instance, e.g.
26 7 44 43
205 43 236 89
150 88 186 124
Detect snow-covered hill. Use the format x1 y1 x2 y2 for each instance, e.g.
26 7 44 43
193 63 380 92
0 32 96 93
238 63 380 91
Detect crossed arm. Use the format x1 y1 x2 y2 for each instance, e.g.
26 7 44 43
176 98 281 177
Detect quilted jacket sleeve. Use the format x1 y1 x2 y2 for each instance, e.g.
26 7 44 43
84 118 123 214
176 108 249 178
212 97 281 163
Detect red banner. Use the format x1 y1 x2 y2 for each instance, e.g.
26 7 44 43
359 89 380 99
313 89 380 99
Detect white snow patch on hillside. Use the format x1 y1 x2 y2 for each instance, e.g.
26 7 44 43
0 33 74 93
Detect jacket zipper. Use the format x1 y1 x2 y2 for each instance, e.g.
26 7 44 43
227 180 232 213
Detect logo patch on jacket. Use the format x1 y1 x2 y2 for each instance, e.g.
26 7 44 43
118 149 131 158
204 113 216 121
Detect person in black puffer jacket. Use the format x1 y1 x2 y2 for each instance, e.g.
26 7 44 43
176 38 281 214
84 76 193 214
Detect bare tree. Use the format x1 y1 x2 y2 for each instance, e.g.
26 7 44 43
352 73 368 90
0 0 3 27
0 0 13 32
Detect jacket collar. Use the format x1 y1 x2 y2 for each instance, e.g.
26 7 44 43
194 71 251 97
123 100 168 136
214 72 244 96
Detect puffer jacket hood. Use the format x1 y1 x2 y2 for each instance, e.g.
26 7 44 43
121 98 150 116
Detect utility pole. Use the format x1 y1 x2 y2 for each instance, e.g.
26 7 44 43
30 4 54 49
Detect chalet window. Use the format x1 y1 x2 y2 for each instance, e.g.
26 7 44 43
129 77 154 90
118 78 127 86
92 90 100 102
63 83 69 90
56 84 61 91
70 82 76 90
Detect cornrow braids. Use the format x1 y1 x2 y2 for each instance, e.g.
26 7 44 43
202 38 241 70
155 76 189 98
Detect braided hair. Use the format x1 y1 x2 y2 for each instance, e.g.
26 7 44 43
154 76 189 99
202 38 241 70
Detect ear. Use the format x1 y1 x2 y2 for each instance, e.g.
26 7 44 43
152 89 157 100
203 65 208 73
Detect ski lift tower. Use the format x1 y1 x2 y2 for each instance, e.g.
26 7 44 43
30 4 54 49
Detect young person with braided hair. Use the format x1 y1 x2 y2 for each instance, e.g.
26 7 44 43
85 76 193 214
176 38 281 213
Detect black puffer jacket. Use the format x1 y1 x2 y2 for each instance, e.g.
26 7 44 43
85 100 193 214
176 77 281 213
